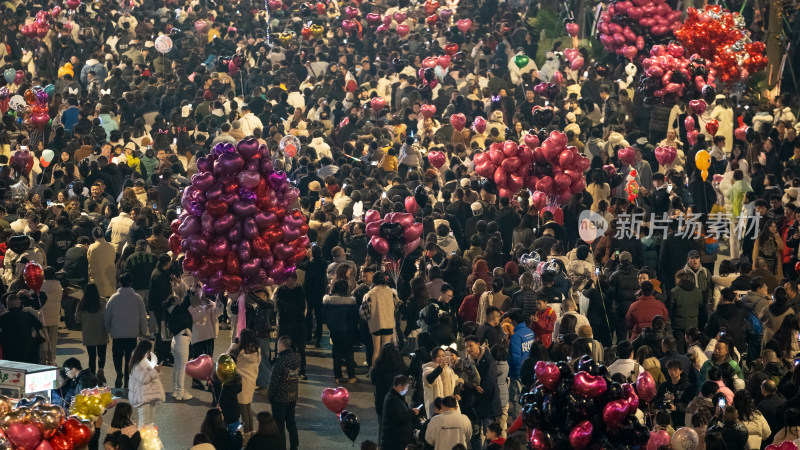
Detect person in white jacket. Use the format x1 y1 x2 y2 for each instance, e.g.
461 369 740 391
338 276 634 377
424 396 472 450
508 49 538 85
128 340 165 426
238 105 263 137
709 95 734 153
39 268 63 365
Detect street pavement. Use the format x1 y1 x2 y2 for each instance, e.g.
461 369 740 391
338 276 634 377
55 327 379 449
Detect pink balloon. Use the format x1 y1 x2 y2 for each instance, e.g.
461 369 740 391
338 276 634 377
636 370 657 402
404 196 419 215
646 430 671 450
321 387 350 414
365 220 383 237
6 423 42 450
404 223 424 242
684 116 695 131
573 371 608 398
569 421 593 450
364 209 381 224
428 151 446 169
404 237 421 254
472 116 487 133
185 354 213 380
370 236 389 255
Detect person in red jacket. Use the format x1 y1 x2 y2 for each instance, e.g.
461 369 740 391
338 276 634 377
532 297 557 348
625 281 669 340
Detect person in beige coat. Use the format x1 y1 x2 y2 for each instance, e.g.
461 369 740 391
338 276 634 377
364 272 400 366
88 228 118 298
228 329 262 433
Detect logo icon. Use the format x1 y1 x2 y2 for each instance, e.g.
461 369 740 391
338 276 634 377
578 210 608 244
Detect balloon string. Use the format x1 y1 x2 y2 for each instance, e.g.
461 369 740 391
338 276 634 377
236 291 246 340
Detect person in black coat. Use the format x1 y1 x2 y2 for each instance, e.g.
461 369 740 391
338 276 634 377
200 408 243 450
296 245 327 347
464 335 501 447
322 281 359 382
0 293 44 363
654 359 696 427
380 375 421 450
274 273 307 377
148 254 174 364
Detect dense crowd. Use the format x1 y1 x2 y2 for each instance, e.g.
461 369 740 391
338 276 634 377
0 0 799 447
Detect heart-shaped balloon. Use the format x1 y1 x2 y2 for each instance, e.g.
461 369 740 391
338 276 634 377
456 18 471 33
618 146 636 166
534 361 560 390
705 119 719 136
569 421 593 450
428 151 446 169
321 387 350 414
393 11 407 22
573 371 608 398
636 370 657 402
420 104 436 119
396 24 410 37
688 99 707 115
764 442 798 450
450 113 466 131
602 399 629 428
7 422 41 449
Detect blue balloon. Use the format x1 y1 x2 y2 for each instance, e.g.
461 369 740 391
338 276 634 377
3 69 14 84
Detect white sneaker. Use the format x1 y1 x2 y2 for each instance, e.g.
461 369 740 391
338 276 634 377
179 393 193 401
172 391 181 399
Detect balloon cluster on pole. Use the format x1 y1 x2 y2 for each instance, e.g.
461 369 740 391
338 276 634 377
597 0 683 61
172 138 308 296
0 396 94 450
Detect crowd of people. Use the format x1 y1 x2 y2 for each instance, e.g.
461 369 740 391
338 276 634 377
0 0 799 447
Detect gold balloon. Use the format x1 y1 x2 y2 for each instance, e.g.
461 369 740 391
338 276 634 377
215 354 237 384
99 392 113 407
14 407 31 424
35 405 65 424
30 410 59 439
277 31 295 46
0 397 11 417
310 24 324 38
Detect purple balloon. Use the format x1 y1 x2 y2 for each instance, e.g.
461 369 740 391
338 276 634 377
213 142 236 156
187 236 209 254
201 211 215 234
205 183 223 201
0 86 9 99
281 223 301 243
196 157 213 173
213 213 237 233
246 160 260 173
228 223 242 242
276 267 296 283
178 215 200 236
189 202 205 217
35 90 48 105
258 144 269 159
269 260 285 280
405 237 421 255
238 241 253 261
210 236 229 257
260 158 274 175
217 152 245 175
241 258 262 276
239 187 257 203
237 138 260 160
219 193 239 205
192 172 215 191
268 171 288 190
233 201 258 218
283 213 304 228
273 242 294 260
237 170 261 189
242 217 259 240
203 283 222 295
261 255 275 269
254 211 278 229
283 187 300 206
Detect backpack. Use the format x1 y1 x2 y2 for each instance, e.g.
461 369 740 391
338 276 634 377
626 362 641 384
745 311 764 335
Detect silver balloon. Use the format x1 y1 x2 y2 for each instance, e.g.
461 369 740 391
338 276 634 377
671 427 699 450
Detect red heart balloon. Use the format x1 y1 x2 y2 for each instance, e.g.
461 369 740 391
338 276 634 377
443 43 459 56
636 370 657 402
420 104 436 119
321 387 350 414
206 199 228 217
688 99 707 115
48 432 72 450
569 421 593 450
618 146 636 166
450 113 466 131
534 361 560 390
23 261 44 292
404 197 419 215
705 119 719 136
602 399 629 428
573 371 608 398
530 428 550 450
428 151 446 169
765 442 799 450
62 418 91 448
424 0 440 14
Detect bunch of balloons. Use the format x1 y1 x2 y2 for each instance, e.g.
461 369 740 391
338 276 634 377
521 357 659 449
320 387 360 443
625 169 640 202
69 387 115 421
0 395 92 450
563 48 584 71
529 131 591 205
173 138 308 296
596 0 682 61
654 145 678 167
675 5 768 83
9 150 33 177
2 69 24 86
18 86 51 129
20 10 54 40
637 44 718 104
364 207 423 261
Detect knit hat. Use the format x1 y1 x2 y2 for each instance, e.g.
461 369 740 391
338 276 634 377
470 202 483 215
460 178 471 188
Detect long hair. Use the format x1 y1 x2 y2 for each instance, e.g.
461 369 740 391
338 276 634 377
200 409 226 439
772 315 800 358
77 284 101 314
373 343 405 374
238 329 260 354
110 403 135 428
733 389 758 422
128 340 153 373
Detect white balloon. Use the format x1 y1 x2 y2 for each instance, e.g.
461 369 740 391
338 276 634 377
154 35 173 54
9 95 25 112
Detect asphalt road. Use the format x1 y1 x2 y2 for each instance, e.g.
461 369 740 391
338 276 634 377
55 326 380 449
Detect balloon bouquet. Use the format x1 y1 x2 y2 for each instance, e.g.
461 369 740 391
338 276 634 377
596 0 683 61
321 387 359 443
519 357 664 449
364 185 424 283
172 138 308 338
0 395 93 450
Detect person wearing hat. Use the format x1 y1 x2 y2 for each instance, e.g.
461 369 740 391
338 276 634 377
708 95 734 153
576 325 605 362
683 249 713 311
464 202 489 240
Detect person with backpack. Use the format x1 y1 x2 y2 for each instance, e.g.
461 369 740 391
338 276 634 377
741 277 770 360
608 340 645 383
706 288 751 356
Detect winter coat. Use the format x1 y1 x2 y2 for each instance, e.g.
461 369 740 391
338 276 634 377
655 373 696 427
609 263 640 314
229 344 260 405
671 279 704 330
626 295 669 339
380 389 417 450
707 419 748 450
275 285 306 333
87 238 117 297
468 347 502 418
322 295 358 335
148 267 172 321
128 353 165 408
741 412 771 450
509 323 534 379
39 279 62 328
104 288 148 339
760 304 795 346
684 263 713 305
741 292 770 322
76 299 109 346
365 285 399 333
211 372 242 425
268 349 300 404
424 410 472 450
582 286 614 346
705 303 750 352
532 307 556 348
421 361 461 417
